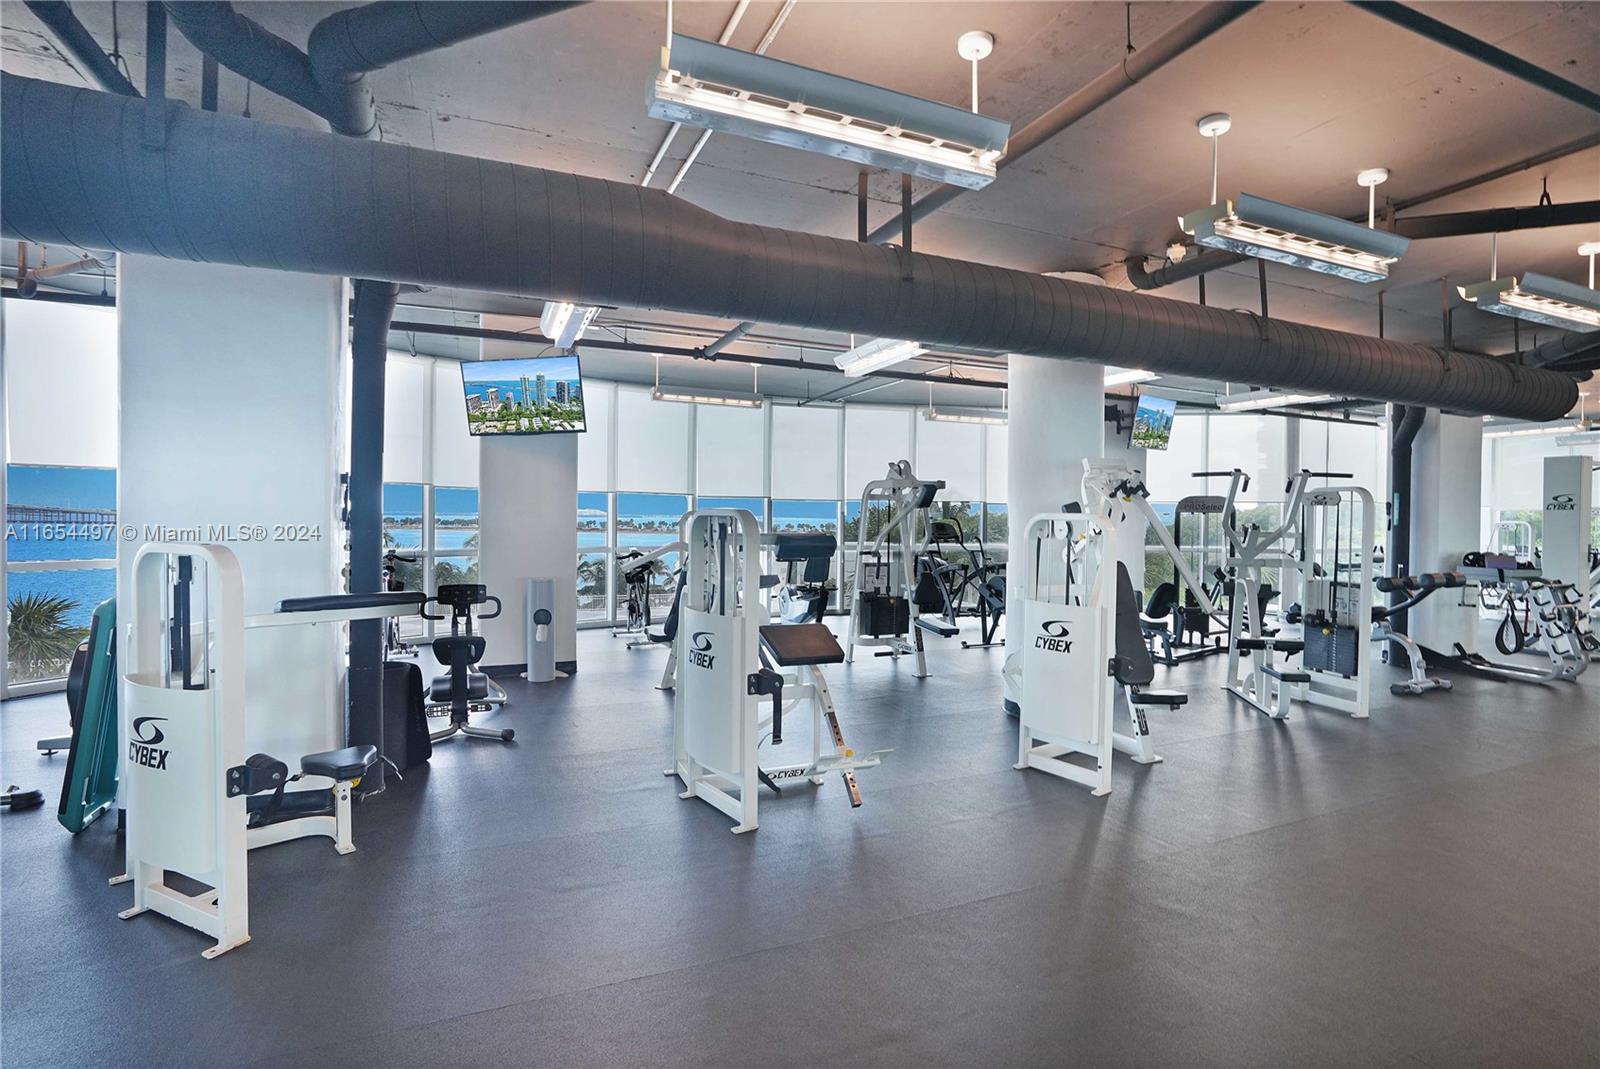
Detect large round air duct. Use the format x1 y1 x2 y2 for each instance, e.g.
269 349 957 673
0 73 1577 421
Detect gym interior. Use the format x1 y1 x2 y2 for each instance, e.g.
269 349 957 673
1 2 1597 1066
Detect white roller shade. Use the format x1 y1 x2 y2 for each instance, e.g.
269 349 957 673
984 423 1007 503
771 404 840 499
616 383 690 492
432 361 479 487
1490 434 1551 511
696 403 766 495
844 404 911 498
1326 421 1386 500
916 412 982 500
1206 414 1285 501
3 301 118 467
576 379 612 490
383 352 429 484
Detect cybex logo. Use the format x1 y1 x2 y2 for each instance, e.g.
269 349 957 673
1546 493 1576 512
1035 620 1073 654
128 716 171 770
687 631 716 670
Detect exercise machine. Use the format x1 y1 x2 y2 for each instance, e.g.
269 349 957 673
772 532 837 624
914 518 1006 648
845 460 945 674
1454 555 1596 683
118 543 422 957
424 584 515 743
669 508 885 833
1217 469 1375 720
381 549 419 657
39 598 121 832
1006 510 1186 795
1373 572 1463 695
1081 460 1227 665
614 540 684 642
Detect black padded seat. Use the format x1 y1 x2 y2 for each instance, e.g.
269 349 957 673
759 623 845 666
914 617 961 638
430 672 489 702
1235 637 1304 654
1262 666 1311 683
300 744 378 780
276 591 426 613
1127 689 1188 707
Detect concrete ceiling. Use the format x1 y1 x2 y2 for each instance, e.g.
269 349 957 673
3 0 1598 413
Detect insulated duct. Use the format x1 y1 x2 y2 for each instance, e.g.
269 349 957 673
1386 403 1428 667
165 0 582 138
0 73 1577 421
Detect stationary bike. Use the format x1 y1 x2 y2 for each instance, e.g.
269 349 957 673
424 584 514 743
382 550 419 657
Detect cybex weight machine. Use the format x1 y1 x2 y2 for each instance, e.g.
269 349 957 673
845 460 945 675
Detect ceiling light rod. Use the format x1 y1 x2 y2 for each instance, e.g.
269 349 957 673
957 31 994 114
1218 389 1340 413
1581 241 1600 289
1458 243 1600 332
1356 167 1389 229
1196 112 1230 206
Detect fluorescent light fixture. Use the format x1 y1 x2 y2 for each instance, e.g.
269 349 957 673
1482 423 1572 439
1180 193 1410 283
649 35 1010 189
1104 367 1156 387
925 405 1006 426
651 384 764 409
1554 428 1600 447
835 337 926 377
539 301 599 349
1456 273 1600 332
1217 389 1338 413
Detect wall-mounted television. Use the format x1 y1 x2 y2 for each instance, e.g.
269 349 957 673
461 355 587 436
1130 395 1176 451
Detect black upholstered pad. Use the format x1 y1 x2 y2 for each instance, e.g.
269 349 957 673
276 591 426 613
1128 689 1188 707
430 671 489 701
300 744 378 780
759 623 845 666
1418 572 1467 590
1235 637 1305 654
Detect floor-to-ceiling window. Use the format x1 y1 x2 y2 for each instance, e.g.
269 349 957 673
2 300 120 696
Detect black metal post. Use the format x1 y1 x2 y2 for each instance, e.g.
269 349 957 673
201 55 219 111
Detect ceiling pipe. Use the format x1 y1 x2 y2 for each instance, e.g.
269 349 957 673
1352 2 1600 117
1527 329 1600 370
0 285 114 306
23 1 140 97
164 0 582 138
1391 199 1600 240
704 0 1258 354
1 73 1576 422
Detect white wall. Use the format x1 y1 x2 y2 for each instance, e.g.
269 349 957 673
1411 410 1482 654
118 256 346 760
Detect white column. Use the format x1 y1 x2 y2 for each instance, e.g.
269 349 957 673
118 256 346 760
1410 410 1483 654
474 316 579 671
1542 454 1594 603
1005 355 1105 604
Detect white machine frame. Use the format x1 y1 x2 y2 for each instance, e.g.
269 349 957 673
117 543 419 958
1008 511 1151 796
844 460 944 675
1220 471 1375 720
669 509 884 833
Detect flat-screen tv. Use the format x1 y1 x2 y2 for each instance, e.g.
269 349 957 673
461 355 587 436
1130 395 1176 451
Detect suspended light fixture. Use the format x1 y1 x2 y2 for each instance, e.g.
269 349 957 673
651 355 765 408
1553 427 1600 447
539 301 599 350
1458 241 1600 332
1104 367 1157 387
1217 389 1339 413
1178 117 1409 283
835 337 927 377
925 405 1006 426
648 34 1010 189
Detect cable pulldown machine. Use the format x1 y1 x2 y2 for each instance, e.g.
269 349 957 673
1005 510 1187 796
669 509 886 833
1217 469 1376 720
1080 460 1227 665
1455 554 1596 683
845 460 945 675
118 543 424 957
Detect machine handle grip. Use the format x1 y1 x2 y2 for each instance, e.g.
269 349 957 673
1306 471 1354 479
479 595 503 620
1191 471 1235 478
419 596 446 622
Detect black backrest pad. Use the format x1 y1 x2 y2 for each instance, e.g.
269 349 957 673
1114 562 1156 687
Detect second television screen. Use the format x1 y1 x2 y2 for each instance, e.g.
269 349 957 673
462 355 586 436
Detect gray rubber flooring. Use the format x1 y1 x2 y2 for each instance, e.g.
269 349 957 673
2 624 1596 1067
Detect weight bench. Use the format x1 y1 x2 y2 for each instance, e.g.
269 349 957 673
751 622 883 808
237 744 379 855
1372 573 1460 695
1228 631 1308 720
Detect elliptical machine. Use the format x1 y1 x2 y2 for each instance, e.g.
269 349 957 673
424 584 515 743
